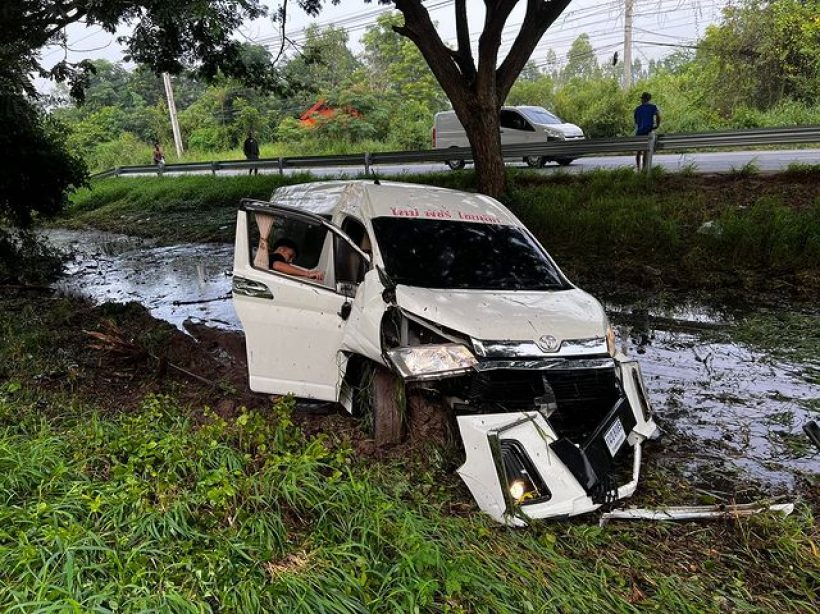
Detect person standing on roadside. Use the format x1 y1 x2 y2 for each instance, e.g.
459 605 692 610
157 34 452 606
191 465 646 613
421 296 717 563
152 142 165 167
243 131 260 175
634 92 660 171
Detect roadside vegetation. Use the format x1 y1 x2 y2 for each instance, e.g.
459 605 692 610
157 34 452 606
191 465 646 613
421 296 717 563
63 166 820 295
1 291 817 612
51 0 820 173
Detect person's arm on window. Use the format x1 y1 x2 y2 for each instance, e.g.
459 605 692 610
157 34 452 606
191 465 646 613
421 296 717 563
271 260 324 280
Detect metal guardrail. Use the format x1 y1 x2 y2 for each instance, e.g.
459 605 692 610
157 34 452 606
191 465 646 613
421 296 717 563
90 126 820 179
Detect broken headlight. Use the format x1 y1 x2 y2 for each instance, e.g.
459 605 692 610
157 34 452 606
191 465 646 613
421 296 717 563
500 440 550 504
386 344 477 381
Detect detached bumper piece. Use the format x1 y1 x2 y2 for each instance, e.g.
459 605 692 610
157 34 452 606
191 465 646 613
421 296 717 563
456 359 658 526
549 398 637 505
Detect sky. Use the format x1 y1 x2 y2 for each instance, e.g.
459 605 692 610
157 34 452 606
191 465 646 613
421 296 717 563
37 0 729 92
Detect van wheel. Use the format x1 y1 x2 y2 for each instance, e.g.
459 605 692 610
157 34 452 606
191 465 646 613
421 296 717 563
446 159 466 170
556 158 574 166
356 362 405 447
524 156 545 168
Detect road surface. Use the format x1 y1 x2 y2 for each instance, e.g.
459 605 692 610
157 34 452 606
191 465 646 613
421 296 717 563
360 148 820 177
126 148 820 179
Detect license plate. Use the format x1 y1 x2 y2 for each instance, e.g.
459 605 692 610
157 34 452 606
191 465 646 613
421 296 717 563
604 418 626 457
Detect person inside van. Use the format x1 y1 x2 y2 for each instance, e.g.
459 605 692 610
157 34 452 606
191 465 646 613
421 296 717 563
268 238 324 281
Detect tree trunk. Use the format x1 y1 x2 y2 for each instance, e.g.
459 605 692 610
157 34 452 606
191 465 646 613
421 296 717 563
455 96 506 199
465 111 506 199
390 0 574 199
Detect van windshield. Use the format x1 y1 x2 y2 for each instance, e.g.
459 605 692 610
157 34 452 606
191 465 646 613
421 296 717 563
371 218 567 290
519 107 563 125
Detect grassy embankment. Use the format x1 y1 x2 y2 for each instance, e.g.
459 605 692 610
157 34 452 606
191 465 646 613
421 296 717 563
63 166 820 294
1 291 817 612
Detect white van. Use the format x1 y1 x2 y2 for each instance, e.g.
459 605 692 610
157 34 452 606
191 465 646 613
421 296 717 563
233 180 658 526
433 106 585 169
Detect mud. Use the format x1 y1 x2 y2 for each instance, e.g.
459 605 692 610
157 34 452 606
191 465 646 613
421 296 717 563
44 229 819 492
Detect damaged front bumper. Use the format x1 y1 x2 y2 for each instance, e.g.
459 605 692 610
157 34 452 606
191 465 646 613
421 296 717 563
455 358 659 526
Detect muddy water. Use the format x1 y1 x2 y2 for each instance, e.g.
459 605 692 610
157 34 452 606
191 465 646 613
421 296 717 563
46 229 238 330
606 301 819 490
46 229 819 490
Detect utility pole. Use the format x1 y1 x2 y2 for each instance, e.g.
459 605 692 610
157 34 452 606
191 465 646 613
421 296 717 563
162 72 184 158
623 0 634 89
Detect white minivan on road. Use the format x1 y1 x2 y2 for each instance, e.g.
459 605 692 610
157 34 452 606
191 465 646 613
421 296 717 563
232 180 658 526
433 105 586 170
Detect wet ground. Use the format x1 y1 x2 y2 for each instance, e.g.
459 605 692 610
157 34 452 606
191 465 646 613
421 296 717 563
45 229 819 492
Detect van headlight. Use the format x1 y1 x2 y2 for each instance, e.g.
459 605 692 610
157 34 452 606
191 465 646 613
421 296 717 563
543 128 564 141
386 344 477 380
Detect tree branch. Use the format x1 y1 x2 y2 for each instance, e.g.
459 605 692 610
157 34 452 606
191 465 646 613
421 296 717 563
475 0 518 98
392 0 468 105
453 0 476 83
273 0 289 63
38 8 88 45
496 0 572 102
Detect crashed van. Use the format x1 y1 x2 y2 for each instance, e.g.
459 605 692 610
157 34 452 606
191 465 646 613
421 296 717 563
232 180 659 526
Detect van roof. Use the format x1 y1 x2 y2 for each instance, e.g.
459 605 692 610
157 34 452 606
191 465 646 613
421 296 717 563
269 180 521 226
436 105 550 115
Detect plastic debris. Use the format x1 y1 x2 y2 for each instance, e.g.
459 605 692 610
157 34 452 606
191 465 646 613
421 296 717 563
599 502 794 526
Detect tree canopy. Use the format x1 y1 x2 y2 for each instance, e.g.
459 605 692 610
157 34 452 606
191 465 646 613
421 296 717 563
695 0 820 114
0 0 273 234
2 1 270 99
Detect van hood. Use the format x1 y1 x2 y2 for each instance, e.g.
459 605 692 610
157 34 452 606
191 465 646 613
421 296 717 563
395 286 607 346
540 123 585 138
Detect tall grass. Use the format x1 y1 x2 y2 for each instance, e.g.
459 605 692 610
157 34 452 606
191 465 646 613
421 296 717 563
0 389 816 613
63 174 319 243
404 168 820 288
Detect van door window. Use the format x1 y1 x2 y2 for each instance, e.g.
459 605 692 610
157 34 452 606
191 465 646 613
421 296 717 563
341 217 373 255
336 217 371 292
500 110 534 132
249 211 333 287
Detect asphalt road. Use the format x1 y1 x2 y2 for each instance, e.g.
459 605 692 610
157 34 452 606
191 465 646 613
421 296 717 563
350 148 820 177
128 148 820 179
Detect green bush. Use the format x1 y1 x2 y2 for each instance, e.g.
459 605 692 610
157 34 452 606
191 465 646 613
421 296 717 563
0 229 65 284
554 78 631 137
86 132 153 171
275 117 308 144
188 126 232 152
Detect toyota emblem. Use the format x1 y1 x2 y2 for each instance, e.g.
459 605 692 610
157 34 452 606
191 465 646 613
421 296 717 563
537 334 560 352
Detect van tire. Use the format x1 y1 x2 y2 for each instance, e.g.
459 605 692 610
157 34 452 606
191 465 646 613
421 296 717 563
446 159 466 170
556 158 574 166
524 156 546 168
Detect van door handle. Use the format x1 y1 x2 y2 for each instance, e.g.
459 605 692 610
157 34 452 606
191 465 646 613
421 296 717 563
232 276 273 299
